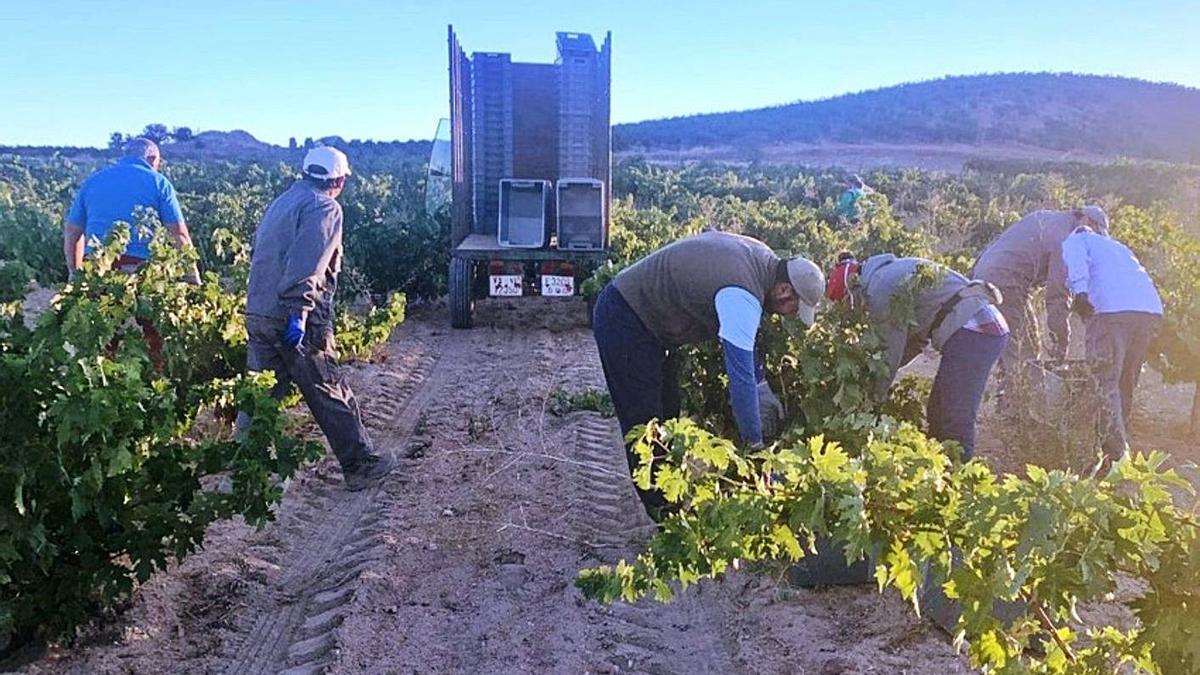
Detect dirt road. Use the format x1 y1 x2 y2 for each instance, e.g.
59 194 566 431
21 299 971 675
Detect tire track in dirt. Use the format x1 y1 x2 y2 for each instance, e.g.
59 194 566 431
222 332 452 675
570 415 634 551
571 414 742 674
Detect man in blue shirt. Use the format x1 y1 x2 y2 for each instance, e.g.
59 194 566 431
1062 225 1163 462
63 137 196 278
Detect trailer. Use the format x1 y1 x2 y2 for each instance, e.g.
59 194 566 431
446 26 612 328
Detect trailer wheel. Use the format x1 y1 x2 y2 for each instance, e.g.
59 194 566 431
449 257 474 329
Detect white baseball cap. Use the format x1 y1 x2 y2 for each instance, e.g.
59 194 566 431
785 257 825 325
302 146 352 179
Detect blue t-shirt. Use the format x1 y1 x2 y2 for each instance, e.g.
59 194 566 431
66 157 185 260
836 188 865 221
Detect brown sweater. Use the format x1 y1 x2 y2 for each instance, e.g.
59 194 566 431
972 209 1080 355
613 231 780 347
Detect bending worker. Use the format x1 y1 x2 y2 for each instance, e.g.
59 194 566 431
1061 225 1162 462
826 252 1008 459
972 207 1109 406
240 147 396 491
592 231 825 520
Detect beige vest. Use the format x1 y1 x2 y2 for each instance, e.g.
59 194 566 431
613 231 780 347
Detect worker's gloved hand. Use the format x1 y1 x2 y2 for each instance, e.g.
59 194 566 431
757 381 785 440
282 312 307 349
1072 293 1095 320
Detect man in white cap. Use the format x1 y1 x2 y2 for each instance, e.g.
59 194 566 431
592 231 824 520
972 206 1109 407
240 146 395 490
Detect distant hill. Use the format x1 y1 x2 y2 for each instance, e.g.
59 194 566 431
177 130 286 160
614 73 1200 165
0 130 431 171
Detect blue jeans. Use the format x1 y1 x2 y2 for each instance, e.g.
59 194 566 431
927 328 1008 460
592 284 680 520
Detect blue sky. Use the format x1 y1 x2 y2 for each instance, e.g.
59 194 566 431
2 0 1197 147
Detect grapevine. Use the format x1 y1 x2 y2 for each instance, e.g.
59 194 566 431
0 226 321 648
578 308 1200 673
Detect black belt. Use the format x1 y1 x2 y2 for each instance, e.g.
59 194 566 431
931 291 970 336
931 282 999 335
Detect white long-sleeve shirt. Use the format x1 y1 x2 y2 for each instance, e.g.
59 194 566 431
1061 230 1163 316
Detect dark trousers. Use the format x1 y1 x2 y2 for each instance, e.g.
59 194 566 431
237 315 376 470
592 284 680 520
1086 312 1161 459
928 328 1008 460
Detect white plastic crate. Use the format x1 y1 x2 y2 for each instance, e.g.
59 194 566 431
498 179 550 248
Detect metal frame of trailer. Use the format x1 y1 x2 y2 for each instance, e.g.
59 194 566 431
446 26 612 328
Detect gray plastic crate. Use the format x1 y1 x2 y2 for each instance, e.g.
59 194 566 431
918 550 1026 633
498 179 551 248
556 178 605 250
785 537 872 587
559 112 594 178
470 51 514 234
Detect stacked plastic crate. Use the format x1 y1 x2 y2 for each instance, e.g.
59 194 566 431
470 52 514 234
556 33 598 179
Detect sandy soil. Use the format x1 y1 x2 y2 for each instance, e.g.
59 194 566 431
9 298 1194 675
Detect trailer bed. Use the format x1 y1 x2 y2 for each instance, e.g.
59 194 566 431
452 234 608 262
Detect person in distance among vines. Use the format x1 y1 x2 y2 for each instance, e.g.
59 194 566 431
826 252 1008 460
972 206 1109 410
238 147 396 491
63 137 200 367
592 231 825 520
834 174 871 226
1061 225 1163 464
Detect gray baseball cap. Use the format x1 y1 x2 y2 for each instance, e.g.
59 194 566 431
785 257 825 325
1080 205 1109 234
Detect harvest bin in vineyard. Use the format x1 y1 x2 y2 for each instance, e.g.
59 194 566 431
447 25 612 329
785 538 872 587
556 178 605 250
498 179 551 248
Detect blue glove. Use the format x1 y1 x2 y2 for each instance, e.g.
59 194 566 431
283 313 306 349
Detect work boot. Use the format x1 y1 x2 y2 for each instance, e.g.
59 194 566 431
343 452 398 491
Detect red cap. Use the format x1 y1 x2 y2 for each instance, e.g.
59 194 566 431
825 260 860 302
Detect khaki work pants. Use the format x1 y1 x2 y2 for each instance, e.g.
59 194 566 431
1086 311 1161 459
